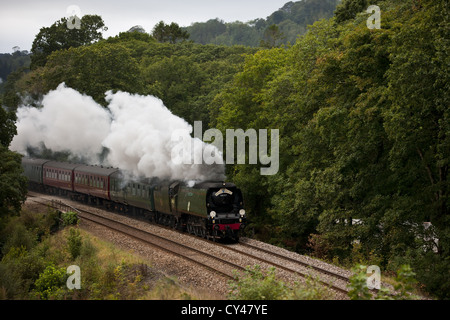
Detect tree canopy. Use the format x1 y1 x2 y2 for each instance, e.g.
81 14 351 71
30 15 107 69
152 21 190 44
186 0 340 46
0 105 27 218
213 0 449 298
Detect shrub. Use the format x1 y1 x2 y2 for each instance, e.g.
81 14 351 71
347 264 420 300
347 264 372 300
61 211 79 227
66 228 82 260
290 276 333 300
307 234 332 260
33 264 67 299
1 223 37 255
228 265 288 300
393 265 418 300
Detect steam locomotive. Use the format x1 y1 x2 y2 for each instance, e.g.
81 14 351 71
22 158 246 242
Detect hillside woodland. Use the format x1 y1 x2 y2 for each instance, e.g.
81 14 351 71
0 0 448 299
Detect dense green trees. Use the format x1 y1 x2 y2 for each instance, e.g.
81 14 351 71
186 0 340 46
152 21 190 44
0 50 30 88
30 15 107 69
214 0 449 298
8 28 256 125
0 105 27 218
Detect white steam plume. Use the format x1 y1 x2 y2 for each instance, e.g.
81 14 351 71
10 83 225 182
11 83 110 164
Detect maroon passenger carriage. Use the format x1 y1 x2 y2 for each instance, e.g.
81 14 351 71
73 165 118 203
40 161 118 205
42 161 81 195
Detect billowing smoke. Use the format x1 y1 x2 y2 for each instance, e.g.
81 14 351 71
11 84 110 163
10 83 225 182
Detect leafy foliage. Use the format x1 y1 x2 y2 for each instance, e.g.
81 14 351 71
0 146 27 217
12 32 256 126
33 264 67 299
186 0 340 47
228 265 288 300
215 0 449 298
347 264 419 300
228 264 332 300
30 15 107 69
61 211 79 227
334 0 370 23
0 50 30 91
152 21 189 44
66 228 82 260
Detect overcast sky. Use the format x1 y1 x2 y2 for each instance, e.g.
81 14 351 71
0 0 291 53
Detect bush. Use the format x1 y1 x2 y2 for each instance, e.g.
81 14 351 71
33 264 67 299
1 223 37 256
347 264 420 300
66 228 82 260
228 264 334 300
228 265 288 300
290 276 333 300
347 265 373 300
61 211 79 227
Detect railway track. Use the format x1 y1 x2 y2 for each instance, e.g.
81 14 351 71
233 240 351 294
27 192 353 297
175 234 352 295
27 194 244 281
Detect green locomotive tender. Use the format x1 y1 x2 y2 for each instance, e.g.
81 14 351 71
22 158 246 242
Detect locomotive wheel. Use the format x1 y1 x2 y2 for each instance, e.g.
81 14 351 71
187 224 194 235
